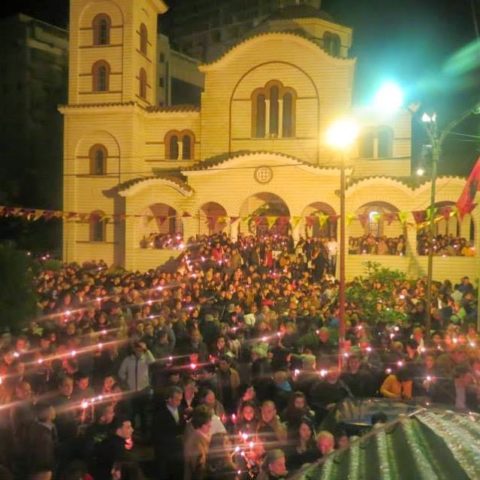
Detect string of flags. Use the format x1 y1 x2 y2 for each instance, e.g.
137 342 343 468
0 204 471 230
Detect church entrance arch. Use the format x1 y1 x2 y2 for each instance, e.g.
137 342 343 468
199 202 228 235
239 192 290 236
300 202 337 238
138 203 183 248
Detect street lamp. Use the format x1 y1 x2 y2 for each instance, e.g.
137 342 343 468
326 118 359 368
420 107 479 338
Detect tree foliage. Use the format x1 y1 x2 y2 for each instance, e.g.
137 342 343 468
0 244 38 332
346 261 407 324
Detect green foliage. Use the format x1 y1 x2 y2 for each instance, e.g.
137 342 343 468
346 261 407 325
0 244 38 331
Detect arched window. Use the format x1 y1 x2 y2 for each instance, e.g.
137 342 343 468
139 68 147 99
182 134 192 160
323 32 341 57
377 126 394 158
251 81 296 139
92 60 110 92
359 130 375 158
253 92 266 138
89 211 107 242
92 14 111 45
169 135 179 160
139 23 148 55
89 144 107 175
282 91 295 137
269 85 279 137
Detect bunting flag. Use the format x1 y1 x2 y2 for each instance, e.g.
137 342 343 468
398 211 409 225
358 213 369 228
439 206 452 220
384 212 397 225
457 157 480 218
426 206 437 222
318 212 330 227
346 213 356 226
291 216 302 229
412 210 426 224
266 216 277 229
0 204 466 230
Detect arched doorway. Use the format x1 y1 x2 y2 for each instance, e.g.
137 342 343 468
199 201 228 235
239 192 290 236
138 203 183 248
300 202 337 238
351 201 403 255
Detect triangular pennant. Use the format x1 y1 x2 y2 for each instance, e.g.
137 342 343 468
412 210 426 224
182 211 192 217
346 213 356 226
207 216 217 230
384 212 396 225
358 213 369 228
318 212 329 227
291 216 302 229
230 216 239 223
266 216 277 229
398 211 409 225
306 215 315 228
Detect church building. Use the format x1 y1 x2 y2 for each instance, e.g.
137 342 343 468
60 0 478 279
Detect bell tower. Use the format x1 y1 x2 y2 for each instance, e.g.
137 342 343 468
68 0 168 106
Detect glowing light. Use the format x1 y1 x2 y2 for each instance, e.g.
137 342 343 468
326 118 359 149
70 350 77 357
416 167 425 177
320 369 328 377
81 400 89 409
366 346 372 353
397 360 404 368
13 352 19 358
385 368 392 374
190 363 197 370
374 82 404 111
241 433 249 441
294 369 300 377
422 112 436 123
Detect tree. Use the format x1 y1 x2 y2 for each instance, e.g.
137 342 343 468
0 243 38 332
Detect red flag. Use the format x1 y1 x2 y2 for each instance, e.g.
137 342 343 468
457 157 480 218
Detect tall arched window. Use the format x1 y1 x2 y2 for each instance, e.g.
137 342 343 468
89 144 107 175
93 14 111 45
359 130 375 158
269 85 279 137
182 135 192 160
253 93 266 138
139 23 148 55
89 211 107 242
251 81 296 139
169 135 179 159
282 91 295 138
377 126 394 158
139 68 147 99
92 60 110 92
323 32 341 57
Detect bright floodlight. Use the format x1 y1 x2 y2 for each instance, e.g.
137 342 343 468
374 82 404 112
326 118 359 149
416 167 425 176
422 112 436 123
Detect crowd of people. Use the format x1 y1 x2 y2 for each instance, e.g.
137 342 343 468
348 234 406 255
0 232 478 480
140 233 185 250
417 233 475 256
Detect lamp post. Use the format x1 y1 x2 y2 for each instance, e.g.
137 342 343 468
420 108 478 339
326 119 359 369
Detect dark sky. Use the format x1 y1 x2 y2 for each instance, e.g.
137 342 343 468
2 0 479 170
3 0 479 106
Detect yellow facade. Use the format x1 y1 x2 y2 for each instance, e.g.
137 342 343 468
61 0 479 280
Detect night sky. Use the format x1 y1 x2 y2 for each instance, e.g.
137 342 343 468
1 0 479 170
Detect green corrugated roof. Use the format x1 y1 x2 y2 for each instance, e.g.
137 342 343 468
290 409 480 480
